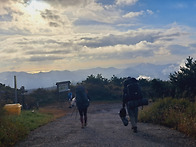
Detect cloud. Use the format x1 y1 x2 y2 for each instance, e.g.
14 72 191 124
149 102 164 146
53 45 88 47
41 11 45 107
116 0 138 6
43 0 90 8
24 48 72 55
41 9 60 21
78 28 186 48
0 0 142 36
0 25 191 68
174 3 188 9
137 75 151 80
71 2 121 24
146 9 153 15
123 11 144 18
49 22 60 27
0 0 73 35
162 64 178 76
190 43 196 48
123 9 154 18
0 0 196 73
28 55 64 62
167 45 195 55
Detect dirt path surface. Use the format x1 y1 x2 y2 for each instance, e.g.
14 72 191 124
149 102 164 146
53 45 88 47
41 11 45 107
15 103 196 147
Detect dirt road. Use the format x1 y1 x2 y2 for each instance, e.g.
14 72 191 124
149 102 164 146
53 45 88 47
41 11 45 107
15 103 196 147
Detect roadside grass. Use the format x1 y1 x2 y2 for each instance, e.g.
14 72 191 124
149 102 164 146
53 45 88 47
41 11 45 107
39 103 69 119
0 102 69 147
139 98 196 139
0 100 115 147
0 110 53 147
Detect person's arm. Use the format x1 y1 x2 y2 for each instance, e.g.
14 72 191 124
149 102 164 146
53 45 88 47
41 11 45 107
87 94 90 101
122 88 127 108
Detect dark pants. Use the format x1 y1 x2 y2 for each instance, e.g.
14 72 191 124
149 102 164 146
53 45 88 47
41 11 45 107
78 107 88 125
126 104 138 128
78 107 87 117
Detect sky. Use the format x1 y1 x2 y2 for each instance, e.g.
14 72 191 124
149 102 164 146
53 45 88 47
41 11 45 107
0 0 196 73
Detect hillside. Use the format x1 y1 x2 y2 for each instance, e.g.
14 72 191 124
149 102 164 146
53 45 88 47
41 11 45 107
0 63 178 89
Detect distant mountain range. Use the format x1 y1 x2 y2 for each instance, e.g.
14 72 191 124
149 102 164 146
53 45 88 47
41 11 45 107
0 63 179 90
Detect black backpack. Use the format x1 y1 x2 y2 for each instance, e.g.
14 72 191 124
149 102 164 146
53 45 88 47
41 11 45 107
124 78 142 101
76 85 89 109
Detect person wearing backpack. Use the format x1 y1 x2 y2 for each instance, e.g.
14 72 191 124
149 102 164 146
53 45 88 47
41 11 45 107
75 85 90 128
122 77 143 133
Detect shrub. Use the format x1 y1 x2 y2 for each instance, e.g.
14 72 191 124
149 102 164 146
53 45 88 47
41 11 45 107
0 117 27 147
0 110 53 147
139 98 196 138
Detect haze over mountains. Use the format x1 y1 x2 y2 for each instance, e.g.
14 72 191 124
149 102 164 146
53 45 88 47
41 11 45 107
0 63 178 90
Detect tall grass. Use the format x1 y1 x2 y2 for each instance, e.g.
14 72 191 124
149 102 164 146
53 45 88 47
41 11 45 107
139 98 196 138
0 110 53 147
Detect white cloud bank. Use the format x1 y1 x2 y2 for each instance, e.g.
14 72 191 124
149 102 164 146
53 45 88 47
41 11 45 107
0 0 196 73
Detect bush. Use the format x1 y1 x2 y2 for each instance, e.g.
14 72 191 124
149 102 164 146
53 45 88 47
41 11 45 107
139 98 196 138
0 110 53 147
0 106 4 118
0 117 27 147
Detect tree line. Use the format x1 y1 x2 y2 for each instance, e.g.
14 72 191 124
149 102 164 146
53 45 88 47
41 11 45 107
79 56 196 102
0 56 195 109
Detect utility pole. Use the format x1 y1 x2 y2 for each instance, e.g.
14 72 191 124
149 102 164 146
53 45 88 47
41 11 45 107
14 75 17 103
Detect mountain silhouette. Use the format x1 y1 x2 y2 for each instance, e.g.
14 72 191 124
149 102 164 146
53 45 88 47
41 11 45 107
0 63 178 89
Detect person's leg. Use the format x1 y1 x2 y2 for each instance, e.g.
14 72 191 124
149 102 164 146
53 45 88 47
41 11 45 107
133 107 138 133
134 107 138 123
126 104 137 132
127 108 136 127
78 109 84 128
83 108 88 126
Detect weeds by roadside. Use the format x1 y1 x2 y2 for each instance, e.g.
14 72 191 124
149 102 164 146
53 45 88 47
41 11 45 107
0 109 53 147
0 102 70 147
139 98 196 139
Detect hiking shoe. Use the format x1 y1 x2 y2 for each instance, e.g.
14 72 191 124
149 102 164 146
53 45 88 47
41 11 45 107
133 127 137 133
81 123 84 129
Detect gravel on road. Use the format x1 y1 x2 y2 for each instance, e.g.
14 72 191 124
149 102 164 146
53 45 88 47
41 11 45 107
15 103 196 147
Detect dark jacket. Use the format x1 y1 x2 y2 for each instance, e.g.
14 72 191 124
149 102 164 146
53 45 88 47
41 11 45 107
122 78 142 107
75 85 89 110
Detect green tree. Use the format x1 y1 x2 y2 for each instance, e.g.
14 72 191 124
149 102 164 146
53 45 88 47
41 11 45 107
81 74 123 100
83 74 108 85
0 83 14 105
138 79 152 99
150 79 169 99
109 75 124 86
170 56 196 101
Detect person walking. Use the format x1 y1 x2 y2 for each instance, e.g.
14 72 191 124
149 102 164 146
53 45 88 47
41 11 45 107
75 85 90 128
68 91 73 108
122 77 143 133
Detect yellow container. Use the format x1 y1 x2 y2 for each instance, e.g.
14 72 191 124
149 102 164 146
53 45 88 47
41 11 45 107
4 104 22 115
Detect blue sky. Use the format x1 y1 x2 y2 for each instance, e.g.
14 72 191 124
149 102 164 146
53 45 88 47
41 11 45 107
0 0 196 73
